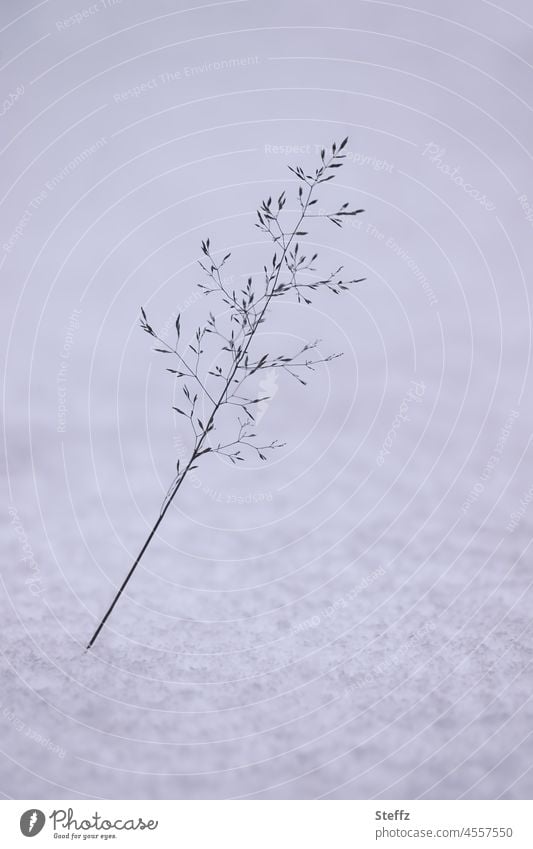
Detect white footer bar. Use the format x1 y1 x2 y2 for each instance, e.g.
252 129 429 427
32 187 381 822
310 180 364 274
1 800 531 847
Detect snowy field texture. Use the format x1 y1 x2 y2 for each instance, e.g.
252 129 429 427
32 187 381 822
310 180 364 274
1 0 533 799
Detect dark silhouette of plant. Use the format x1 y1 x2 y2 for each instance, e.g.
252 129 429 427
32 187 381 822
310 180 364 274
86 138 365 650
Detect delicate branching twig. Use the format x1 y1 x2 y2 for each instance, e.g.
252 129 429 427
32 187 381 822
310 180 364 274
86 137 365 650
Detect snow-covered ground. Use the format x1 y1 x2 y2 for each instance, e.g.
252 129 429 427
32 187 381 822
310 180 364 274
1 0 533 799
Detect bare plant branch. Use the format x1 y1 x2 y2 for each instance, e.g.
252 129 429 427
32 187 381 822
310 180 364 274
86 137 365 650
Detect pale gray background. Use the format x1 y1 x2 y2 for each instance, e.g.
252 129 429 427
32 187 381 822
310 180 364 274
1 0 532 799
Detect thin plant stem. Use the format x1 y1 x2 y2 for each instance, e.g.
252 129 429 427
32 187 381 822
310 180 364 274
86 138 364 649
